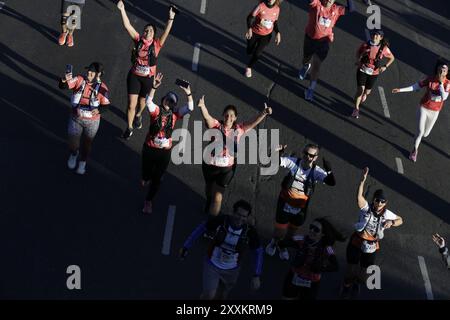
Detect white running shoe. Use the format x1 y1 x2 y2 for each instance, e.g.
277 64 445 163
265 239 277 256
76 161 86 175
67 151 78 170
279 247 290 260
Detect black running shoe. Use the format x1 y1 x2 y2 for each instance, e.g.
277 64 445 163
133 114 143 129
122 127 133 140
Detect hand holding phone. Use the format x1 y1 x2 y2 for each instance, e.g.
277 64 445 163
170 4 180 15
175 78 190 89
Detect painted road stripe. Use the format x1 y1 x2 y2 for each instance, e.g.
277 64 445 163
162 205 176 256
200 0 207 14
418 256 434 300
378 86 391 118
178 114 190 154
395 157 404 174
192 43 201 72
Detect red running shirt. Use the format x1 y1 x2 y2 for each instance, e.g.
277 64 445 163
67 75 110 121
251 2 280 36
357 42 393 76
131 34 162 78
419 77 450 111
305 0 346 42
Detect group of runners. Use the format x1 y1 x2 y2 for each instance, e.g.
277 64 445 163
55 0 449 299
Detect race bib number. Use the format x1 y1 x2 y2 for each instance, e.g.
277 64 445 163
283 203 302 215
292 274 311 288
431 94 442 102
318 16 331 28
135 65 150 76
260 19 273 29
361 66 374 75
214 156 230 167
78 109 93 118
361 240 377 253
153 137 170 148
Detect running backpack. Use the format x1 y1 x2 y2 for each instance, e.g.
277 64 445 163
360 39 389 70
148 109 174 138
281 160 317 196
212 217 249 254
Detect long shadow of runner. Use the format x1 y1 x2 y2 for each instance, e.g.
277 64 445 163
0 70 210 298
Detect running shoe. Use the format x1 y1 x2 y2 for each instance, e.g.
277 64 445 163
133 114 143 129
279 248 290 260
76 161 86 175
142 201 152 214
265 239 277 256
66 34 74 47
409 149 417 162
298 63 311 80
67 151 78 170
351 108 360 118
245 68 252 78
58 32 68 46
304 88 315 101
122 127 133 140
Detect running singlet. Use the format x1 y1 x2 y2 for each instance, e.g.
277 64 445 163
145 102 187 150
131 34 162 78
209 226 243 270
67 75 110 120
251 2 280 36
290 235 335 283
418 77 450 111
305 0 346 42
206 119 247 168
358 41 393 76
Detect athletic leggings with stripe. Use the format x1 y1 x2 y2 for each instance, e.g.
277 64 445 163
142 143 171 201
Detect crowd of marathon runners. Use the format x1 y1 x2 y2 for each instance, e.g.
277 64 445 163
56 0 450 299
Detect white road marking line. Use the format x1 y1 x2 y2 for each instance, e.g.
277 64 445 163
178 114 190 154
377 86 391 118
395 157 404 174
418 256 434 300
365 28 370 41
162 205 176 256
200 0 207 14
192 43 201 72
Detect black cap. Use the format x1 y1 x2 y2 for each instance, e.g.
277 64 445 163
85 62 104 74
165 91 178 105
371 29 384 37
373 189 387 201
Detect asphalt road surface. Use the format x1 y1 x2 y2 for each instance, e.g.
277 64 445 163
0 0 449 299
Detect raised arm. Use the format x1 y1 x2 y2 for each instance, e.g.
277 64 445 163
392 82 421 93
242 103 272 132
176 83 194 116
159 7 176 47
197 95 217 129
357 167 369 209
117 1 139 40
146 73 163 113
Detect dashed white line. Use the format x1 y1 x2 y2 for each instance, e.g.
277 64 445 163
418 256 434 300
377 86 391 118
395 157 404 174
192 43 201 72
200 0 207 14
162 205 176 256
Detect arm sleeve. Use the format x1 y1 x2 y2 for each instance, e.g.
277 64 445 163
146 96 158 113
248 227 263 276
439 84 449 101
280 157 298 170
398 82 421 92
183 222 207 249
176 100 194 117
247 4 260 28
274 20 280 33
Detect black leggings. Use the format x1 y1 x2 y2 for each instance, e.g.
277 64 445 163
247 32 272 68
142 143 171 201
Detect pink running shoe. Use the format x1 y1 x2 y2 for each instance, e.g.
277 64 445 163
409 150 417 162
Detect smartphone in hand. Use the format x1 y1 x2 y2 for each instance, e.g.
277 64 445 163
66 64 73 74
175 78 190 89
170 4 180 15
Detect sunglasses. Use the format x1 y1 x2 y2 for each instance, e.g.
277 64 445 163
304 151 318 158
309 224 321 233
374 198 387 204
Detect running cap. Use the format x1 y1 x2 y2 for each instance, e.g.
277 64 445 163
373 189 387 201
85 62 104 74
165 91 178 105
371 29 384 36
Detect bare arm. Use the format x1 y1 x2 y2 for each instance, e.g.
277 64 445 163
357 167 369 209
117 1 139 40
242 103 272 132
197 95 216 129
159 7 176 47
